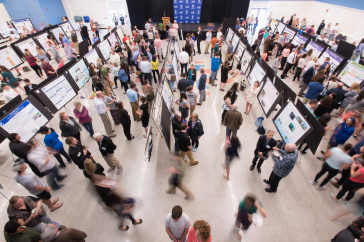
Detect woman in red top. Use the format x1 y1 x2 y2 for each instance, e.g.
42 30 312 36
331 158 364 202
187 220 212 242
24 50 43 78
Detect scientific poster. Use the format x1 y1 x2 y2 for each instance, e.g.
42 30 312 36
0 100 48 142
235 41 246 62
41 75 76 110
273 101 312 144
116 27 124 41
67 59 90 88
270 20 278 34
317 49 344 76
275 22 286 35
0 46 23 70
11 19 34 34
85 48 101 66
162 80 173 111
51 27 66 44
98 40 111 61
248 62 266 86
107 32 119 48
59 22 74 38
16 38 38 56
231 34 240 53
338 61 364 87
305 40 324 59
34 32 50 51
0 22 10 38
291 33 307 47
257 78 280 117
241 50 253 74
225 28 234 45
284 27 296 40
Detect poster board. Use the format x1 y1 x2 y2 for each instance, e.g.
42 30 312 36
247 61 266 86
97 39 112 61
116 27 124 42
0 22 10 38
162 77 173 111
317 49 345 76
291 33 308 47
13 37 39 57
305 39 325 59
257 77 282 118
161 98 171 151
0 46 23 70
231 34 240 53
0 96 53 143
270 19 279 34
50 27 66 45
241 49 253 74
107 32 120 48
36 74 78 114
84 48 102 66
275 22 286 35
284 27 296 41
225 28 234 44
235 41 246 62
11 18 35 34
66 59 91 88
337 61 364 88
273 100 313 145
59 21 75 38
33 32 51 51
274 76 297 104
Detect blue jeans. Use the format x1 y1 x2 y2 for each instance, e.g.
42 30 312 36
188 79 194 86
32 215 60 232
226 127 237 139
43 166 64 190
170 81 175 90
210 71 217 80
82 121 94 137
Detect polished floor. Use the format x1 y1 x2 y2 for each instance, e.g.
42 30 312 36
0 34 361 242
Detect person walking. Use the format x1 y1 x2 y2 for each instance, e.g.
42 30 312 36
186 86 197 117
94 91 117 137
298 63 320 97
222 91 233 124
38 126 72 168
196 68 207 106
73 101 94 137
175 123 199 166
223 104 243 140
93 133 122 175
59 112 81 141
65 137 92 170
41 223 87 242
24 50 43 78
263 143 298 193
136 96 151 138
250 130 277 174
222 136 241 180
165 205 191 241
117 101 134 140
47 41 60 63
70 30 79 54
127 83 141 121
187 64 197 87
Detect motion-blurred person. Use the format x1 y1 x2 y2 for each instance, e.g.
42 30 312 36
222 136 241 180
4 219 40 242
73 101 94 137
83 158 105 179
165 205 191 241
93 133 122 175
331 215 364 241
1 83 19 102
250 130 277 174
41 223 87 242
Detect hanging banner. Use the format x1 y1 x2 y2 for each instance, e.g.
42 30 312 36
173 0 203 23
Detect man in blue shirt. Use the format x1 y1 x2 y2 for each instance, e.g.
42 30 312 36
264 143 298 193
132 50 140 66
196 68 207 105
210 52 221 86
127 83 140 121
60 33 70 46
303 79 324 104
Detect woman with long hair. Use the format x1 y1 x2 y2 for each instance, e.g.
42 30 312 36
314 95 334 118
104 87 120 125
117 101 134 140
244 81 260 115
24 50 43 78
92 76 104 92
229 82 239 105
83 158 105 179
0 65 26 93
175 91 190 120
137 96 151 138
222 90 233 124
220 61 229 91
35 46 49 63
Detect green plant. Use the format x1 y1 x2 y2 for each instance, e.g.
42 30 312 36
158 23 164 31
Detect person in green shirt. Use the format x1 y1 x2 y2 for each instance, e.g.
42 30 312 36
4 219 40 242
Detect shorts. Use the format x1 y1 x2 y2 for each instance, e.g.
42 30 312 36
36 191 52 200
157 49 163 55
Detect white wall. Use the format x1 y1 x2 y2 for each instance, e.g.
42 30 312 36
0 3 11 23
248 1 364 42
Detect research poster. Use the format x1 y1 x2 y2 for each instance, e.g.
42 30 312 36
241 50 253 74
116 27 124 41
0 22 10 38
306 40 324 59
162 80 173 111
291 33 307 47
85 48 101 66
258 78 280 116
11 18 34 34
59 22 74 38
274 101 312 144
41 75 76 110
34 32 50 51
67 59 90 88
0 46 23 70
0 100 48 142
235 41 246 62
270 20 278 34
338 61 364 87
231 34 240 52
108 32 119 48
318 49 344 76
275 22 286 35
16 38 38 56
98 40 111 61
248 62 266 86
225 28 234 44
51 27 66 44
284 27 296 40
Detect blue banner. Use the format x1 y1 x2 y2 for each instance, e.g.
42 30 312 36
173 0 202 23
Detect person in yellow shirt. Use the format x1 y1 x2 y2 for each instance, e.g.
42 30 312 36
151 55 160 84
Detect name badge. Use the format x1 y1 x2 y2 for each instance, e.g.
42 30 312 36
101 147 106 150
77 152 81 157
266 145 271 149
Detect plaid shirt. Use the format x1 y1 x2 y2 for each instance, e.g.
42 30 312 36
273 149 298 178
25 56 37 66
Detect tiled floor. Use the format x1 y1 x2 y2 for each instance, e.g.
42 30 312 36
0 34 360 242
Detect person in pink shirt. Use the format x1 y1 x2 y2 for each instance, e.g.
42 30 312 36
187 220 212 242
154 35 163 61
279 46 291 70
57 58 64 69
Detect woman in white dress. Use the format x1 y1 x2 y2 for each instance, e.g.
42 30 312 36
244 81 260 115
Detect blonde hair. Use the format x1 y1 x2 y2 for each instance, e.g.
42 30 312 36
352 82 360 92
36 46 43 55
114 62 119 67
313 56 318 62
59 112 67 120
191 113 199 120
24 50 30 57
104 87 111 95
84 158 96 175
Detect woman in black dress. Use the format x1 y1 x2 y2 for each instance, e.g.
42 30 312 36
220 61 229 91
137 96 151 138
117 101 134 140
115 42 122 53
229 82 239 105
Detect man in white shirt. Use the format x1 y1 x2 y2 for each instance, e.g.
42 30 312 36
165 205 191 242
216 28 223 40
205 30 212 54
145 22 151 32
329 23 339 41
1 83 19 102
109 48 120 66
281 49 299 78
113 13 118 26
94 91 116 137
139 56 152 85
179 47 189 75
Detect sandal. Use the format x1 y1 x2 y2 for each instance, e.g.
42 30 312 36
50 202 63 212
143 135 147 138
118 225 129 231
133 219 143 225
52 198 59 205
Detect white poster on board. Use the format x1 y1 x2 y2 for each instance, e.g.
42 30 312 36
116 27 124 41
85 49 100 66
34 32 50 51
0 47 23 70
338 61 364 87
162 80 173 111
317 49 344 76
51 27 66 44
0 22 10 38
98 40 111 61
16 38 38 56
231 34 240 52
257 78 280 116
12 19 34 34
305 40 324 59
248 62 266 86
235 41 246 62
67 59 90 88
59 22 74 38
108 32 119 48
241 50 253 74
225 28 234 44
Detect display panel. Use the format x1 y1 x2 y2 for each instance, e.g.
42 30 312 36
275 22 286 35
225 28 234 44
291 33 307 47
11 18 34 34
241 50 253 74
0 98 51 143
235 41 246 62
318 49 344 76
274 76 297 104
40 75 77 111
15 38 39 56
284 27 296 41
270 20 279 34
116 27 124 41
0 46 23 70
84 48 101 66
107 32 119 48
162 78 173 111
0 22 10 38
231 34 240 53
257 77 281 118
51 27 66 45
59 22 74 38
34 32 50 51
67 59 90 88
97 39 111 61
337 61 364 87
273 100 313 145
248 62 266 86
305 40 325 58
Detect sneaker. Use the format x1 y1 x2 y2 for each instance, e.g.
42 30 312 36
58 175 67 181
311 181 317 185
107 167 116 173
192 147 197 152
330 193 338 203
315 185 326 190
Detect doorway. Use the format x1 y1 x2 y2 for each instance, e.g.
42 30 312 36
249 8 268 37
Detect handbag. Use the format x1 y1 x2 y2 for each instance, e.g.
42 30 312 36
12 81 19 87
